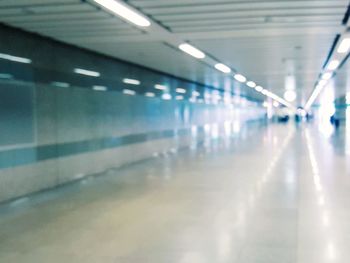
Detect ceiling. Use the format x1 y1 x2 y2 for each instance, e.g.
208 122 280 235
0 0 349 105
318 51 350 106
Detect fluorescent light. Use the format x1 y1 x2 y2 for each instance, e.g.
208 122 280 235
0 53 31 63
94 0 151 27
176 95 184 100
175 88 186 94
246 81 256 88
214 63 231 73
305 84 325 110
93 85 107 91
268 93 277 100
257 91 292 109
337 38 350 54
145 92 155 97
269 93 282 101
326 60 340 70
263 101 269 107
192 91 200 97
74 68 100 77
273 101 280 107
321 72 332 80
123 78 140 85
51 81 70 88
255 86 263 92
264 90 273 97
318 79 327 86
123 89 135 95
162 93 172 100
155 84 167 90
0 73 13 79
178 43 205 59
234 74 246 83
284 90 296 102
261 89 268 95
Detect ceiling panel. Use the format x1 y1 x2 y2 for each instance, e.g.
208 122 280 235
141 1 346 13
0 0 348 106
0 3 93 16
152 8 345 22
193 33 336 103
0 0 78 7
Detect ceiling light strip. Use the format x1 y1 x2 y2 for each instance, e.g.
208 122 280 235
88 0 286 107
74 68 100 77
215 63 231 73
123 78 140 85
178 43 205 59
0 53 31 64
93 0 151 27
304 32 350 111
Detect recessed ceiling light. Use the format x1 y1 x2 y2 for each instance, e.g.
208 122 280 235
246 81 256 88
337 38 350 54
321 72 332 80
123 89 136 95
284 90 296 102
123 78 140 85
93 85 107 91
93 0 151 27
162 93 172 100
326 60 340 70
179 43 205 59
261 89 268 95
304 84 325 110
0 53 31 63
74 68 100 77
315 85 322 91
176 88 186 93
214 63 231 73
265 90 273 97
176 95 184 100
155 84 167 90
255 86 263 92
234 74 246 83
318 79 327 86
145 92 155 97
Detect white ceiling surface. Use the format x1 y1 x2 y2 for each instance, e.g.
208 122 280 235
0 0 349 104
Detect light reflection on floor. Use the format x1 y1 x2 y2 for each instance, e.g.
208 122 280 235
0 122 349 263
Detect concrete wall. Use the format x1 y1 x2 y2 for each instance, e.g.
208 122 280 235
0 24 266 203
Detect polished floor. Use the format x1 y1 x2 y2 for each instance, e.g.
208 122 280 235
0 122 349 263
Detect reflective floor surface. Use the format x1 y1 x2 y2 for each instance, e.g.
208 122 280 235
0 122 349 263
